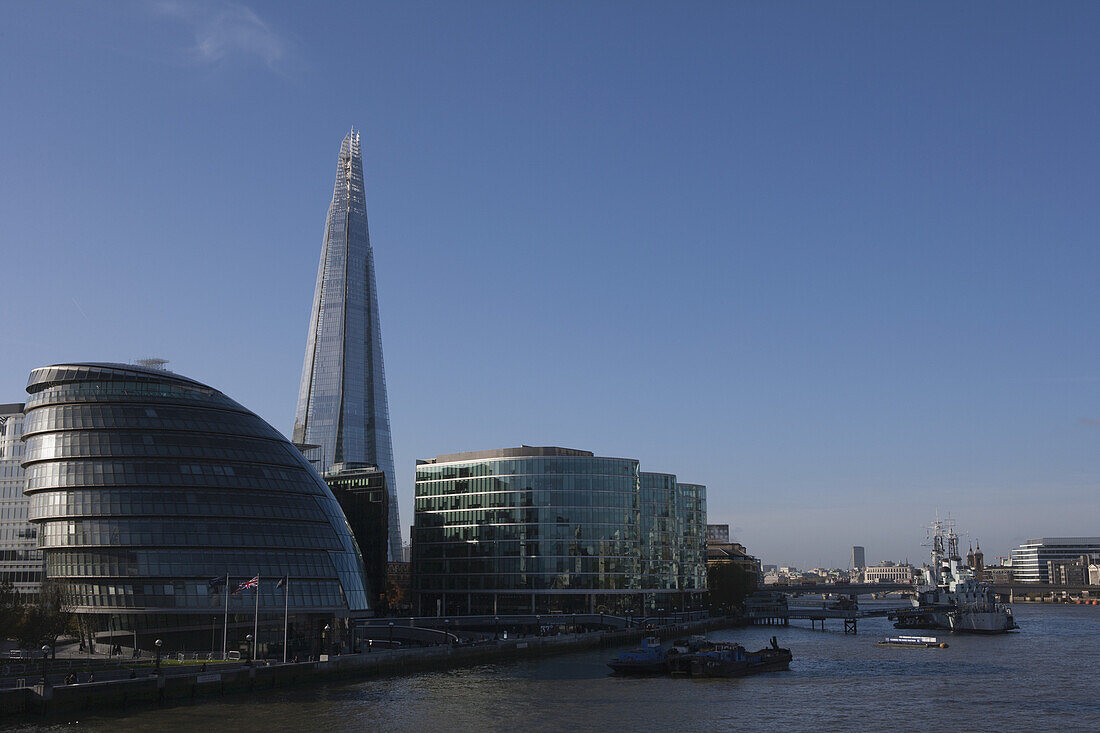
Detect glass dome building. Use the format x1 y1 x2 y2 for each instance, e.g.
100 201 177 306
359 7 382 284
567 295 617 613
22 362 371 654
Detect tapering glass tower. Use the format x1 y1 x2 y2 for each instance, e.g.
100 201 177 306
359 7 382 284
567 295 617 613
294 129 400 561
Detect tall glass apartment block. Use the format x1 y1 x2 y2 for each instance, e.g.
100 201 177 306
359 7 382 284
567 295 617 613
294 129 400 562
675 482 707 592
0 402 42 595
640 472 679 593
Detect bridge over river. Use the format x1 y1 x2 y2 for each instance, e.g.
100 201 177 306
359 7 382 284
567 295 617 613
747 584 912 634
763 582 914 595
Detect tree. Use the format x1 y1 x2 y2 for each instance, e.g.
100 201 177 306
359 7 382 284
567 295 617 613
707 563 757 615
381 580 406 614
0 578 23 639
15 582 73 656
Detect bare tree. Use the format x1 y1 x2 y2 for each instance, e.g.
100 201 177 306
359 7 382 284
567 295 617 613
15 582 73 656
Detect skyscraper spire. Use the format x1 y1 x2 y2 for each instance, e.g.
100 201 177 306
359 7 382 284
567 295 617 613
295 130 401 561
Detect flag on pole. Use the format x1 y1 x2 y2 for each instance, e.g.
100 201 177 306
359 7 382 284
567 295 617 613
276 576 287 590
233 576 259 594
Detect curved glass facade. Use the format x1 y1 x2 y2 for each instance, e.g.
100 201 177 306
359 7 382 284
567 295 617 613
23 362 370 651
413 446 707 614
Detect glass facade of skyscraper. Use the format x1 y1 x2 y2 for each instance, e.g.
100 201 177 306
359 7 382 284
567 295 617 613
413 446 707 614
676 482 707 593
294 129 401 563
23 362 370 652
0 403 42 595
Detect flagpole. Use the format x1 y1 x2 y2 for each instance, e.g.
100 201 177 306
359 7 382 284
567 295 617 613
253 575 260 663
222 572 230 660
283 577 290 664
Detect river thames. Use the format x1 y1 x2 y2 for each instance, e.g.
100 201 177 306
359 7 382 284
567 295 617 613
11 604 1100 731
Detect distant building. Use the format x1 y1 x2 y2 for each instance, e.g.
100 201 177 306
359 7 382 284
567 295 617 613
0 403 41 596
704 523 759 583
985 565 1014 584
966 544 986 580
1090 563 1100 586
863 562 914 584
413 446 707 614
1011 538 1100 583
706 539 761 583
851 546 865 570
323 463 389 613
1046 556 1090 586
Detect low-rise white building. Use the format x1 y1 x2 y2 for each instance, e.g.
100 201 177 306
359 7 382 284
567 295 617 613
863 562 914 584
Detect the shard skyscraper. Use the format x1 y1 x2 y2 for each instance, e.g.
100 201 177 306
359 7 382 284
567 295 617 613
295 129 401 561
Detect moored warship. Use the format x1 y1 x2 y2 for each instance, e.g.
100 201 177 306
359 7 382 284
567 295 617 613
890 518 1018 634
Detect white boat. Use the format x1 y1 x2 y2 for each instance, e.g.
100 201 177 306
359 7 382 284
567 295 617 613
891 518 1018 634
874 635 946 648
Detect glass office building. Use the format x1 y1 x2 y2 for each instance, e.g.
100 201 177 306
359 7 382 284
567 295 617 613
676 483 707 593
324 462 388 611
413 446 707 615
294 129 401 562
1 403 42 596
23 362 370 652
1010 538 1100 583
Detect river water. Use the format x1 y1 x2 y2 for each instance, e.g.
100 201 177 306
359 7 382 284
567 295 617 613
12 604 1100 731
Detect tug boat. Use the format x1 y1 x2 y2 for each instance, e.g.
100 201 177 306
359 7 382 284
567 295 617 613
688 637 792 678
607 637 668 675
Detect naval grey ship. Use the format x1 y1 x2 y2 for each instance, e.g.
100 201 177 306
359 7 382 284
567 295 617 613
890 519 1018 634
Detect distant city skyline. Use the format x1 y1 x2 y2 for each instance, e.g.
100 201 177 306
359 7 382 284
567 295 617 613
2 3 1099 568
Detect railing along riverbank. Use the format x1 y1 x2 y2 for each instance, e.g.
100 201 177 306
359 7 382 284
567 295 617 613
1 615 744 719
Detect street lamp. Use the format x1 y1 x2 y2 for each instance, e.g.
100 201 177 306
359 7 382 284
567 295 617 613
388 621 395 647
494 616 500 640
323 624 330 656
535 614 541 637
154 639 163 674
40 645 50 686
245 634 253 665
444 619 450 645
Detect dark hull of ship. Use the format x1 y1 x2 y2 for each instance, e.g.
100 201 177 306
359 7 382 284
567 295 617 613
892 609 1017 634
607 659 668 675
688 649 792 678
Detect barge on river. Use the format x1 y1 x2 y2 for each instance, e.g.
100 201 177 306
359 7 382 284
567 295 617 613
609 636 792 678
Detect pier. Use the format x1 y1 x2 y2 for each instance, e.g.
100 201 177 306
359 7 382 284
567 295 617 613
745 604 893 634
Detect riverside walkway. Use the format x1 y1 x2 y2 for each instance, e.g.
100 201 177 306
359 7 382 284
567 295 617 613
1 614 736 720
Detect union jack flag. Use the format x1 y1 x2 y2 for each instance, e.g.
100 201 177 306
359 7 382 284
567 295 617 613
233 576 259 594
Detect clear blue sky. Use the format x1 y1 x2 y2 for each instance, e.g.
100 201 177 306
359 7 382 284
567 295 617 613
2 1 1098 568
